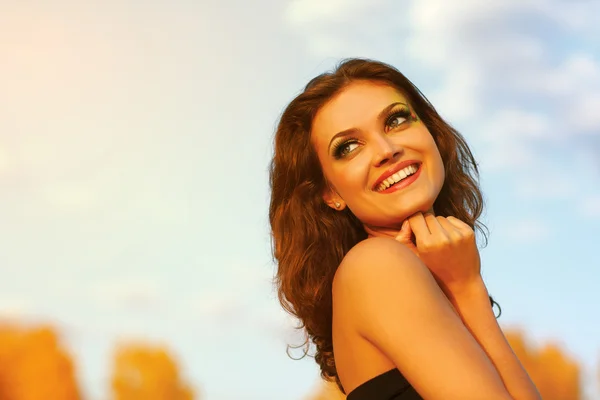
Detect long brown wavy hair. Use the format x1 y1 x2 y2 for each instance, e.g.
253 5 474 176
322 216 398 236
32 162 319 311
268 58 498 393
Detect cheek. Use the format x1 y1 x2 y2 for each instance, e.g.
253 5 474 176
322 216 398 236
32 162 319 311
417 134 445 185
430 144 445 187
329 160 370 199
336 164 365 192
437 160 446 187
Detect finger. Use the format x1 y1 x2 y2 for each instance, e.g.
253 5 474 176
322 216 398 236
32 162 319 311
395 220 412 241
407 212 430 237
446 216 475 237
436 216 462 239
395 220 418 255
445 216 471 231
424 212 446 236
396 220 418 248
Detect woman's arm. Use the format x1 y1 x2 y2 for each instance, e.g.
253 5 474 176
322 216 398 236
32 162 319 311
333 237 513 400
397 212 541 400
445 280 541 400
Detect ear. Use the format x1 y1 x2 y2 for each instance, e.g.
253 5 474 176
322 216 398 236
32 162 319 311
322 187 346 211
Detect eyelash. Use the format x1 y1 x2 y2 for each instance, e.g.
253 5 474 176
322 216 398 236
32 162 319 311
331 108 414 159
384 107 413 130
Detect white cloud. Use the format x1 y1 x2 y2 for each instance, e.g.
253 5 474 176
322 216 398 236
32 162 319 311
568 92 600 133
514 53 600 100
479 144 538 172
427 62 483 122
514 176 577 200
495 218 552 243
40 181 101 211
192 294 244 326
0 298 31 319
406 3 600 137
171 259 305 342
282 0 600 212
477 110 551 171
485 110 551 141
285 0 380 25
165 260 280 332
90 278 163 311
283 1 600 130
580 195 600 218
406 2 547 67
0 146 10 177
514 53 600 133
282 0 398 58
541 0 600 33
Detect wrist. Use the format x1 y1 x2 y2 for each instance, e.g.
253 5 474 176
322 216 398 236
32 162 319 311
442 276 489 306
443 277 499 329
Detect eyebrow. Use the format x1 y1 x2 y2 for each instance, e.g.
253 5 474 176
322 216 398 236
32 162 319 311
327 102 409 153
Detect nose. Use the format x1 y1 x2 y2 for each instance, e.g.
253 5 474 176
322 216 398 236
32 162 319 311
372 134 402 167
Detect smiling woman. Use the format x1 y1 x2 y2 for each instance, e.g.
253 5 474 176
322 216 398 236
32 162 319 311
311 81 445 231
269 59 542 400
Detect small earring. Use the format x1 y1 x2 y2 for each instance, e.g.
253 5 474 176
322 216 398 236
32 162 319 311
335 202 341 209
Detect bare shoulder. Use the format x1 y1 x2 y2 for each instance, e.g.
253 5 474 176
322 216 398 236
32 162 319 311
332 236 432 302
341 235 412 262
332 236 511 399
332 236 442 337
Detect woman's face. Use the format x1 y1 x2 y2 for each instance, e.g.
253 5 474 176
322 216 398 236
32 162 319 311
311 80 445 231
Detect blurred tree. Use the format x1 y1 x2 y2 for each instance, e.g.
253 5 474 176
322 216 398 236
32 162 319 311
111 342 195 400
506 330 581 400
0 324 81 400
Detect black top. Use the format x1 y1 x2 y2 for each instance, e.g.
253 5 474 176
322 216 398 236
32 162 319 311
346 368 422 400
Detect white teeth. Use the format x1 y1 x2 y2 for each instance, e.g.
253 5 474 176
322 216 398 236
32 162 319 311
385 173 400 187
376 164 419 191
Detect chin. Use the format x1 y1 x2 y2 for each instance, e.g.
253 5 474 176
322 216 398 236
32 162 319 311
402 198 437 217
355 196 439 227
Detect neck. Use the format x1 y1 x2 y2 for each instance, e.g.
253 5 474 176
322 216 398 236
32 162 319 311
364 224 401 239
363 207 435 239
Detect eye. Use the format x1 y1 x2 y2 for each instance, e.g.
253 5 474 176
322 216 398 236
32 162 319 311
332 139 360 159
388 115 407 129
385 109 412 131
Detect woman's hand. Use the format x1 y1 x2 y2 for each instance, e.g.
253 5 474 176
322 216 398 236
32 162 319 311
395 212 482 296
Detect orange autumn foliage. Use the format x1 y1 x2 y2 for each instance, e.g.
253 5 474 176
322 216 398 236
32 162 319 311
0 324 80 400
111 343 195 400
505 330 581 400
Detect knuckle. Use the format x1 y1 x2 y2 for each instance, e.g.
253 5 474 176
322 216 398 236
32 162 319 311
438 235 451 246
420 239 433 251
449 231 463 242
447 216 463 225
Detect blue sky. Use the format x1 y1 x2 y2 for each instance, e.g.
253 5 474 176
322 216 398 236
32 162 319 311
1 0 599 399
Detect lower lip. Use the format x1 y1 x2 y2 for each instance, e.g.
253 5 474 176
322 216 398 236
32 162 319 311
376 165 422 194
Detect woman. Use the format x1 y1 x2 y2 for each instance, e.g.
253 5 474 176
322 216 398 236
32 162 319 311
269 59 540 399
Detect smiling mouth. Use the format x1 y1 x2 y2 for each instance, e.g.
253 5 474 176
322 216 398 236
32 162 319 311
375 163 420 192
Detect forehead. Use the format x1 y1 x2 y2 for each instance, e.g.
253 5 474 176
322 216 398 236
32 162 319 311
311 81 408 145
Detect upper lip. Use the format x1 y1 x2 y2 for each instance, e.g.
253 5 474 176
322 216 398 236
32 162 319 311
372 160 421 190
